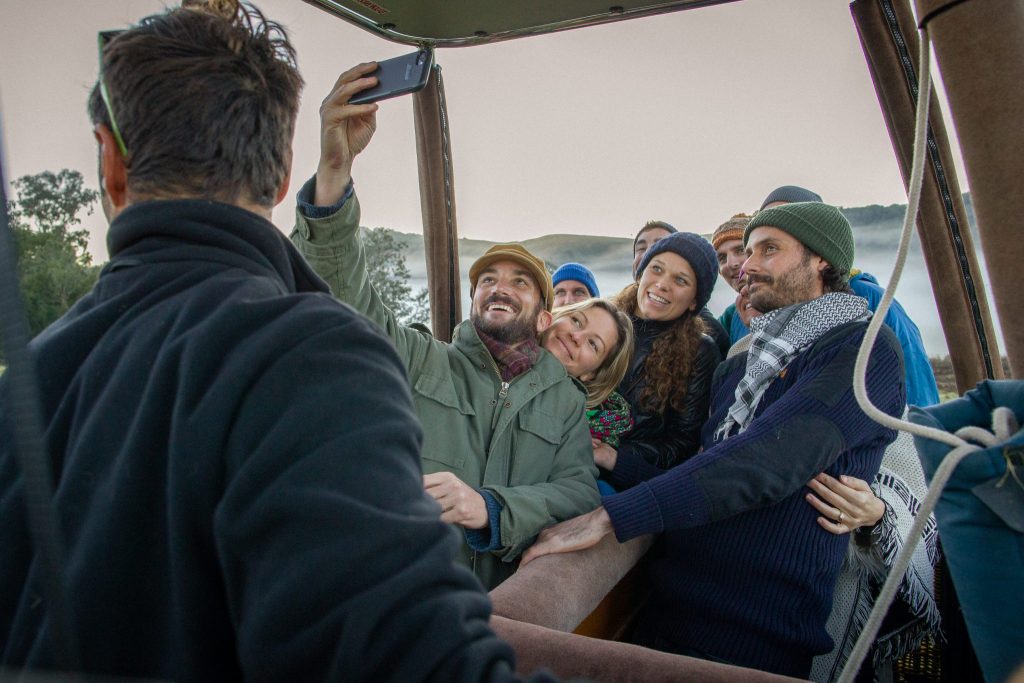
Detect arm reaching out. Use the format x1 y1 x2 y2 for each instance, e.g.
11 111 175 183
315 63 380 205
520 507 614 566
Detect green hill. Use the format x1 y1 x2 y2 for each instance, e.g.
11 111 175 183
393 193 977 283
385 193 982 357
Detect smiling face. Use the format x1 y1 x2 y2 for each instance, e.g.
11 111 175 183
542 306 620 382
470 259 547 344
743 226 825 313
552 279 592 308
715 238 747 293
735 284 762 326
632 226 673 280
636 251 698 322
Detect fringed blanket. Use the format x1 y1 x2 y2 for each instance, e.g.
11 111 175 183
811 412 941 683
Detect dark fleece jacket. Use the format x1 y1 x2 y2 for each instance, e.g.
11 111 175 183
0 200 543 682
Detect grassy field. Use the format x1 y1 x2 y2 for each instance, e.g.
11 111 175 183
930 355 1012 401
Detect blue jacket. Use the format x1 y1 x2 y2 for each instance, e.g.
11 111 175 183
849 272 939 407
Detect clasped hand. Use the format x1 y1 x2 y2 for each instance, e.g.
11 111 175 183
805 472 885 535
423 472 488 530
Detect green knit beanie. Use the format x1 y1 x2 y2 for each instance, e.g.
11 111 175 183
744 202 855 278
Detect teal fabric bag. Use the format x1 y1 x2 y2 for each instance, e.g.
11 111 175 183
909 380 1024 683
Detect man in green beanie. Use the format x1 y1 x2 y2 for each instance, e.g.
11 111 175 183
742 201 856 312
524 200 906 678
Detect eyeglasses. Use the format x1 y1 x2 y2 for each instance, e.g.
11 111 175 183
98 30 128 157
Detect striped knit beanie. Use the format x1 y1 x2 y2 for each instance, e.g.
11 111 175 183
711 213 752 250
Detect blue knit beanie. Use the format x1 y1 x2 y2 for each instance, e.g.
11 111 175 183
760 185 822 210
551 262 600 298
636 232 718 312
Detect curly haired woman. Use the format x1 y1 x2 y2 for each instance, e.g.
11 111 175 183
597 232 721 488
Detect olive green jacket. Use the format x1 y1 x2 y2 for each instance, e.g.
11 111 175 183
291 188 600 588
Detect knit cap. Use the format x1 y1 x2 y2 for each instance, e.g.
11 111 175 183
469 243 555 311
760 185 823 210
636 232 719 312
711 214 752 250
552 262 600 298
745 202 855 277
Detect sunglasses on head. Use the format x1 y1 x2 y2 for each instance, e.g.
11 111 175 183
97 29 128 157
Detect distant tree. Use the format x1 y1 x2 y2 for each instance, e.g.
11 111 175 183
362 226 430 327
3 170 100 359
407 287 431 328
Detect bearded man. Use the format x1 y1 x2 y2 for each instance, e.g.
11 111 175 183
523 202 906 678
290 65 598 590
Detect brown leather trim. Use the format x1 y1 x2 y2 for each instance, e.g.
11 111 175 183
413 64 462 341
850 0 1004 390
920 0 1023 378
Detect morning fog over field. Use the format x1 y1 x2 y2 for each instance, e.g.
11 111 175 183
397 197 998 360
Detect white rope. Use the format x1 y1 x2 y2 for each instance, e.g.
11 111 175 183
848 27 961 449
837 27 1014 683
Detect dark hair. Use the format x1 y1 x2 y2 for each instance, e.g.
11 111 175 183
632 220 677 248
801 245 853 294
821 264 853 294
612 282 705 414
88 1 304 208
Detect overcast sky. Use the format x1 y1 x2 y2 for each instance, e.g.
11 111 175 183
2 0 960 263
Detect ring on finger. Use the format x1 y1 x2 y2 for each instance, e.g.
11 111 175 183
837 511 844 524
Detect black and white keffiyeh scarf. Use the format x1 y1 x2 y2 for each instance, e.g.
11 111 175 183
714 292 870 441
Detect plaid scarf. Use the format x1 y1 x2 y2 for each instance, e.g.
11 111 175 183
476 326 541 382
714 292 869 440
587 391 634 448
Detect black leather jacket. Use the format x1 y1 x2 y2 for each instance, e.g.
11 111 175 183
699 307 731 359
614 316 721 473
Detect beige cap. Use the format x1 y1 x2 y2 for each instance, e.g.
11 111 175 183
468 243 554 311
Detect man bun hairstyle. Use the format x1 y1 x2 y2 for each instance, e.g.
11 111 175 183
89 0 304 208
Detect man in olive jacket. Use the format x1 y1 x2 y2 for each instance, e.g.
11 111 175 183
291 64 600 589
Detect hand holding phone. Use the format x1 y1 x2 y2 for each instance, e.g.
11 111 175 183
349 49 433 105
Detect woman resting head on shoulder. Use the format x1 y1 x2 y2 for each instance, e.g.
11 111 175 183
541 297 634 409
542 297 635 495
604 232 722 479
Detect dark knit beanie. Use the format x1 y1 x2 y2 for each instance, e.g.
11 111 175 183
636 232 718 312
760 185 823 210
745 202 855 277
552 262 600 298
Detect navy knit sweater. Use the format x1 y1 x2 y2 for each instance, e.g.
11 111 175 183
603 321 906 677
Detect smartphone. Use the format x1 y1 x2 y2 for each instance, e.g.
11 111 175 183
349 49 434 105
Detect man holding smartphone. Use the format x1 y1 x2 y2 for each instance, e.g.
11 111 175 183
291 64 600 591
